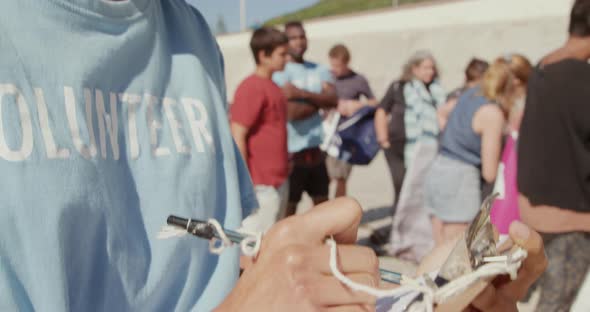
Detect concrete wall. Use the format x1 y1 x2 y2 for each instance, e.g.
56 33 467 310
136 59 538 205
217 0 573 101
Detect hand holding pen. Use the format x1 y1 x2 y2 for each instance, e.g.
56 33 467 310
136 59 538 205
166 215 401 285
166 197 548 312
210 198 384 311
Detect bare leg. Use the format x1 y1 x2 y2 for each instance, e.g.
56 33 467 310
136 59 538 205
334 178 347 198
441 223 469 244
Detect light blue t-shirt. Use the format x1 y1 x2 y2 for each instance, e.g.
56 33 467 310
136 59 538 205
0 0 258 311
273 61 333 153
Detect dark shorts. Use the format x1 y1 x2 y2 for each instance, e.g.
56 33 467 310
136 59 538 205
289 148 329 203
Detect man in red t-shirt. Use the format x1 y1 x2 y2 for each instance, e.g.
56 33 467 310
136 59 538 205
230 27 289 232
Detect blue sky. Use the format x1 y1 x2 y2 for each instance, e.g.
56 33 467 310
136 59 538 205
187 0 319 33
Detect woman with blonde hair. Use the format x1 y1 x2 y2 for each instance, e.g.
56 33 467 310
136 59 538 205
424 54 532 246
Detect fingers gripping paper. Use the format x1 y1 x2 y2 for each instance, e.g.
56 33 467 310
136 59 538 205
158 195 525 312
375 194 527 312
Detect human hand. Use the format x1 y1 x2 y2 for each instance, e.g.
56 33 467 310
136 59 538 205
338 99 353 117
338 100 365 117
378 140 391 149
416 221 547 311
467 221 547 311
218 198 379 312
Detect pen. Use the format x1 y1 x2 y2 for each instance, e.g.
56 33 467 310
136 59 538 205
167 215 403 285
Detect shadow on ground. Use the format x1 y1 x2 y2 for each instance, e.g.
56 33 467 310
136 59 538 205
358 206 394 255
360 206 393 224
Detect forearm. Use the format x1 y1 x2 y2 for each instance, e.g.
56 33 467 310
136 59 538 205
480 146 500 183
480 127 503 183
347 99 370 112
300 89 337 109
287 101 318 121
235 138 248 164
366 98 378 106
519 194 590 233
339 99 366 117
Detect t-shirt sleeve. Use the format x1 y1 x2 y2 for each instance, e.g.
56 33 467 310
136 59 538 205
272 71 288 87
232 140 259 218
359 75 375 99
229 80 265 129
318 65 334 84
379 82 397 112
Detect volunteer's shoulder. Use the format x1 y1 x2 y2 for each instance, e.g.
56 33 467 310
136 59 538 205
161 1 227 96
161 1 216 41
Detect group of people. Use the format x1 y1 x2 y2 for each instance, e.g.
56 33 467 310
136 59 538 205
230 1 590 310
381 4 589 311
1 0 589 311
230 21 378 233
230 18 527 248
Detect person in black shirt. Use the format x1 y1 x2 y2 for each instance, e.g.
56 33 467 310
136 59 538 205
518 0 590 310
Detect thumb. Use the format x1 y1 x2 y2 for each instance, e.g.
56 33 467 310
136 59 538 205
501 221 548 300
259 198 362 254
299 197 363 244
509 221 545 261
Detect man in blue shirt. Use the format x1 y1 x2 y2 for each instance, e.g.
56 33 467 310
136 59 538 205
273 21 338 217
0 1 547 311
